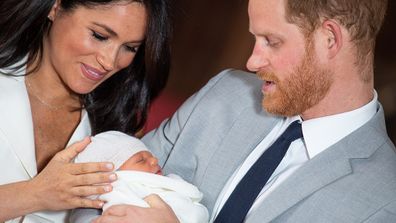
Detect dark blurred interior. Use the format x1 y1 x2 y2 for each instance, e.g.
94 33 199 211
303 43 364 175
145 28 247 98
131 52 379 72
145 0 396 143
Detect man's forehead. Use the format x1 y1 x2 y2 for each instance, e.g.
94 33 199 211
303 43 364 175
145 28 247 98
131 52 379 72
248 0 286 21
248 0 289 34
248 0 286 10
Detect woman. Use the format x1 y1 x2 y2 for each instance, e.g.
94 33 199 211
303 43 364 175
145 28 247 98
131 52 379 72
0 0 171 222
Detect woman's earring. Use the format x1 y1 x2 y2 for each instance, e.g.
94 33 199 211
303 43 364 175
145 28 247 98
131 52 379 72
47 15 53 21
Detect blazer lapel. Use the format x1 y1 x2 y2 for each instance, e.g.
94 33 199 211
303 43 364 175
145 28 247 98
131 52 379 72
199 108 279 211
248 105 388 222
0 74 37 178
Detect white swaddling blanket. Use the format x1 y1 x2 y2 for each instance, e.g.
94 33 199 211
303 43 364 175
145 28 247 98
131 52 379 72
100 171 209 223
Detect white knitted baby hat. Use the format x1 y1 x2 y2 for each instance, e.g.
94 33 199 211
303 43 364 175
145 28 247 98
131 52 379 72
74 131 149 170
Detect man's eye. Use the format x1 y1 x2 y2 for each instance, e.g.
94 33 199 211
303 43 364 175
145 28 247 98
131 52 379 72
264 37 281 48
269 41 281 47
92 31 108 41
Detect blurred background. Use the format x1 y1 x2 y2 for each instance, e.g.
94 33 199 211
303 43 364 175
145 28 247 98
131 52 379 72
145 0 396 143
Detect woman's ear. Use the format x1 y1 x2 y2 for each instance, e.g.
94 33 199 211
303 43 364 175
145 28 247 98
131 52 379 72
320 19 343 59
48 0 61 21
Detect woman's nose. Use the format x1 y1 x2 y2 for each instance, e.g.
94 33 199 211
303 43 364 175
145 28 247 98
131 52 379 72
97 46 117 71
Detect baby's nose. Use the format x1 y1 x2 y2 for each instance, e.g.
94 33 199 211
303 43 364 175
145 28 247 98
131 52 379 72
150 157 158 166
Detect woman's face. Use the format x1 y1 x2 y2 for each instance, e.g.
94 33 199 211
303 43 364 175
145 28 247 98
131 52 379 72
44 1 147 94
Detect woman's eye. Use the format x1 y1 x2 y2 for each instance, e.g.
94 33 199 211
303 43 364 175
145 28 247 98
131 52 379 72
92 31 108 41
125 45 139 53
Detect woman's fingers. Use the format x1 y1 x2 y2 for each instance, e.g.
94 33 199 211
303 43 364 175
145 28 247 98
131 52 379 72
70 162 114 175
71 184 113 197
74 171 117 186
70 197 105 209
29 137 117 210
54 137 91 162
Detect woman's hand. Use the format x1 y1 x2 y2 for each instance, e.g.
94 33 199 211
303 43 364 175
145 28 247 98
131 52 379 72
30 137 117 211
93 194 179 223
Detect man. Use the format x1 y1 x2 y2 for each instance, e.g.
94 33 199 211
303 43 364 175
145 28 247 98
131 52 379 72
79 0 396 222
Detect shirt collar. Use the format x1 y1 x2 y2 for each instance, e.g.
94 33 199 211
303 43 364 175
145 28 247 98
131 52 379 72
291 91 378 159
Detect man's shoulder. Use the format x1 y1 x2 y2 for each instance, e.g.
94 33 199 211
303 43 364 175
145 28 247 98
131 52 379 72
197 69 262 106
209 69 260 90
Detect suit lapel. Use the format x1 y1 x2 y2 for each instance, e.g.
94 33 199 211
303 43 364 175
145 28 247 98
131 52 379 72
199 108 279 211
0 74 37 178
248 106 388 222
248 144 353 222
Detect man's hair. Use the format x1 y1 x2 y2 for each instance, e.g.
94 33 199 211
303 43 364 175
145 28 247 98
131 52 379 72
285 0 388 80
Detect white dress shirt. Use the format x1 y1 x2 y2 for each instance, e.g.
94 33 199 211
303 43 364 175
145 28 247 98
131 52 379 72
210 92 378 222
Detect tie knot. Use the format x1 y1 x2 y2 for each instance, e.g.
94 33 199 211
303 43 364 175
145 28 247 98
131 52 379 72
282 121 303 142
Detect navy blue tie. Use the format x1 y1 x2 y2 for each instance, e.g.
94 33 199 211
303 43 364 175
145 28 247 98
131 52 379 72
214 121 303 223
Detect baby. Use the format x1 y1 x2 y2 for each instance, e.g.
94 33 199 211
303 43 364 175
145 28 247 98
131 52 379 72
74 131 209 223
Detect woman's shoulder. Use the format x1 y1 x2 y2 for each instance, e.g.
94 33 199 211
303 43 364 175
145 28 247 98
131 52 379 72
0 56 28 85
0 68 27 102
0 73 24 90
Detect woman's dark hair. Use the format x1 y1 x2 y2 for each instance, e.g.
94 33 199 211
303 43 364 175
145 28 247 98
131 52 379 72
0 0 172 135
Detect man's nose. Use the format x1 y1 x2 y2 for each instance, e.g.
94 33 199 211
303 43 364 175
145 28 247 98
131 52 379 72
246 43 269 72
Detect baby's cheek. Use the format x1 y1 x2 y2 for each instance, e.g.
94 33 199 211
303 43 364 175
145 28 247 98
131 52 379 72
118 161 138 170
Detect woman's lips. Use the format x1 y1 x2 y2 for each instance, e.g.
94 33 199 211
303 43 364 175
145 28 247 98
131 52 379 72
80 64 107 81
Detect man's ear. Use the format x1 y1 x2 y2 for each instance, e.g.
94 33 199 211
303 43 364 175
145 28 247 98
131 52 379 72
48 0 61 21
320 19 343 59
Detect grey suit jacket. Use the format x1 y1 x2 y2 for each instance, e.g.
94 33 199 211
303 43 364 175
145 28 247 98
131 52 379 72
71 69 396 222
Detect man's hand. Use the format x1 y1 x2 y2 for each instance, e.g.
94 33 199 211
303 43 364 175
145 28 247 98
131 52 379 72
93 194 179 223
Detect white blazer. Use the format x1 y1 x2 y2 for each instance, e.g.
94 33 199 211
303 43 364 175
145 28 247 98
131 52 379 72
0 68 91 223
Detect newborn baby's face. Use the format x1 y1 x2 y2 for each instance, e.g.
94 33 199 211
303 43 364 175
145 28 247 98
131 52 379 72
119 151 163 175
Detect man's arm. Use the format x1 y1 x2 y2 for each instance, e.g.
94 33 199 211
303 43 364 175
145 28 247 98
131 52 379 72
92 195 179 223
142 69 233 166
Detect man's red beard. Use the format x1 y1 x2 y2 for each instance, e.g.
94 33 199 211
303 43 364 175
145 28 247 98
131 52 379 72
257 42 333 117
